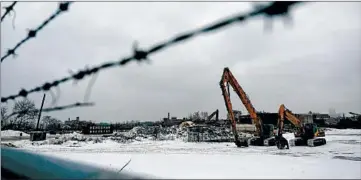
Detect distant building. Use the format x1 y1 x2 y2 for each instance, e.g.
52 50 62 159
162 113 185 127
312 113 330 126
82 123 113 135
64 117 93 130
297 114 313 124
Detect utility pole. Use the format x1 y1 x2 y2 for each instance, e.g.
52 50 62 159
36 94 46 130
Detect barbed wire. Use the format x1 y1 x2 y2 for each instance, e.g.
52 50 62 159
1 1 305 105
4 102 94 120
1 1 73 63
1 1 17 22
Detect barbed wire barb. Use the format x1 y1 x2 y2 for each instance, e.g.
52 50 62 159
1 1 306 106
1 1 73 63
1 1 17 22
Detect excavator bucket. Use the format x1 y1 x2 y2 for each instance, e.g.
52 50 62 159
275 136 289 149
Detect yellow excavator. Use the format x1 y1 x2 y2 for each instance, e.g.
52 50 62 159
219 67 276 147
275 104 327 149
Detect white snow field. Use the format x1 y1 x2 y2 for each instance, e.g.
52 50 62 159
4 128 361 179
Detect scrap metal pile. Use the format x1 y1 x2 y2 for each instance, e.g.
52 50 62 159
110 125 243 143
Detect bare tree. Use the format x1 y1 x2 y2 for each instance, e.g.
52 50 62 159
41 115 52 129
42 116 63 131
200 111 209 120
188 111 201 120
1 106 8 127
12 98 37 130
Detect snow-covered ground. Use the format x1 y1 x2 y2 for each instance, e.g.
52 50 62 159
3 128 361 179
1 130 30 137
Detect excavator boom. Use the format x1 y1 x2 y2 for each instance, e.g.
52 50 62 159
207 109 219 121
277 104 303 135
219 67 276 147
220 67 264 137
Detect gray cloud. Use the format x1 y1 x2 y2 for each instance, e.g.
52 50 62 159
1 2 360 122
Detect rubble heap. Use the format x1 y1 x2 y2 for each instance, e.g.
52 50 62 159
32 132 106 146
110 125 246 143
25 124 255 146
110 125 188 142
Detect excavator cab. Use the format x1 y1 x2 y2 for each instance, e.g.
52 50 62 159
312 123 325 137
303 123 315 139
262 124 275 137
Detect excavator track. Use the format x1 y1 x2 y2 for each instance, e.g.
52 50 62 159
307 138 327 147
247 137 263 146
235 139 249 147
289 137 327 147
263 137 276 146
247 137 276 146
289 137 306 146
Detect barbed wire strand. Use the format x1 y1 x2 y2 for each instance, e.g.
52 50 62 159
11 7 17 29
1 1 17 22
1 1 73 63
47 89 58 107
4 102 94 120
1 1 305 104
83 73 99 103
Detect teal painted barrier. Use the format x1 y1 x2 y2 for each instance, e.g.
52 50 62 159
1 147 147 179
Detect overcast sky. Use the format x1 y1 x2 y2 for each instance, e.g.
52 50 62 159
1 2 360 122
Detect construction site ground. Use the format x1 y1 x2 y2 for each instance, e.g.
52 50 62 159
2 128 360 179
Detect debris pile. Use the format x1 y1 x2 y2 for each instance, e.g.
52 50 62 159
31 132 106 146
111 125 245 143
17 125 256 147
187 126 244 142
111 125 188 142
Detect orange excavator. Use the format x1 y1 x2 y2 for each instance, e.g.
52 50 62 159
275 104 327 149
219 67 276 147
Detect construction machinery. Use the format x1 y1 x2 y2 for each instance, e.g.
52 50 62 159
207 109 219 121
349 112 361 116
219 67 276 147
275 104 327 149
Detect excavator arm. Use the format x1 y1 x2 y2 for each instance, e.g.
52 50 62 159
277 104 303 136
220 75 241 145
276 104 303 149
220 67 264 138
207 109 219 121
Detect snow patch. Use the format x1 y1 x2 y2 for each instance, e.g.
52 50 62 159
1 130 30 137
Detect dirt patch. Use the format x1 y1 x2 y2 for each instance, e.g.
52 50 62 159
333 156 361 161
334 140 361 145
327 134 361 136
